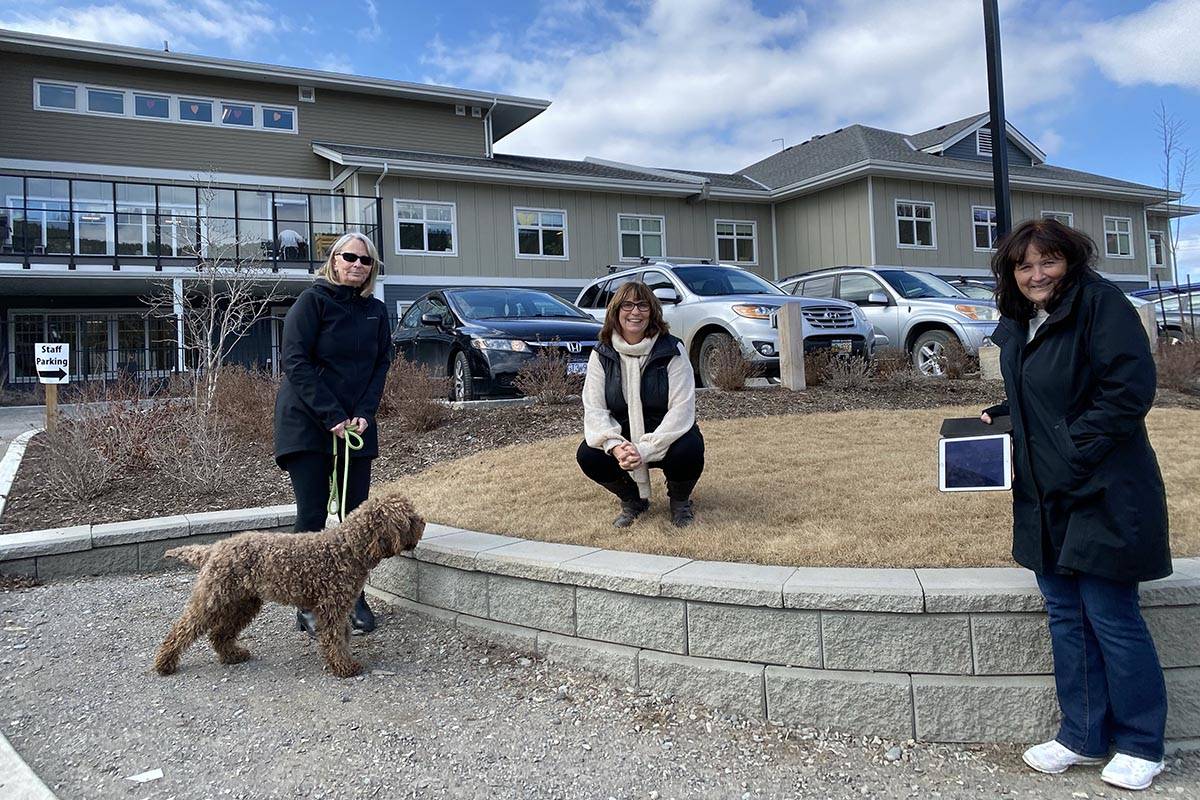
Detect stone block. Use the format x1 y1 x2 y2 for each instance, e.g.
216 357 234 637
536 631 639 687
917 568 1045 613
37 544 138 578
487 574 575 635
912 674 1058 742
1140 571 1200 608
783 567 924 613
417 561 488 617
766 666 914 740
138 532 232 572
0 525 91 560
970 613 1054 675
365 590 458 626
822 612 972 674
184 508 281 535
557 549 692 596
456 614 538 654
91 515 190 547
575 587 686 654
369 557 418 601
258 504 297 528
419 522 469 541
661 560 795 608
639 651 765 719
687 602 819 667
1146 606 1200 669
0 557 37 578
477 540 601 583
415 531 524 570
1166 667 1200 740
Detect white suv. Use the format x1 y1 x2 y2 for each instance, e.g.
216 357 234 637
575 258 874 387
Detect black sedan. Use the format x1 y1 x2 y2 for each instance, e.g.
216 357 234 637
393 287 602 401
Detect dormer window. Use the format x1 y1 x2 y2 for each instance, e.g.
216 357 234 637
976 127 993 156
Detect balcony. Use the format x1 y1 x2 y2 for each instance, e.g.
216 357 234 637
0 174 385 273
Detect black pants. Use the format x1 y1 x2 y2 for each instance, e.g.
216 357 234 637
576 427 704 501
282 451 373 533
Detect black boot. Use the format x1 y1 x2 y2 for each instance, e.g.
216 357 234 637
600 480 648 528
295 609 317 638
351 592 376 635
667 480 698 528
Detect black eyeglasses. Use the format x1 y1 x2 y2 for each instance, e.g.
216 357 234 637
337 252 375 267
619 301 651 312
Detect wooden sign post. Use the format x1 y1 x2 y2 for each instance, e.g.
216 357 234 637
34 342 70 432
777 303 806 391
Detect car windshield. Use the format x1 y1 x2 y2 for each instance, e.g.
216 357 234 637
673 266 784 297
956 284 995 300
878 270 967 300
450 289 587 320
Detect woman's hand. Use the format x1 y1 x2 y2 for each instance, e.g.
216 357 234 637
349 417 369 434
615 443 643 471
331 417 369 438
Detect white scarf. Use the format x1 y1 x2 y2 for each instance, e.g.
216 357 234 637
611 333 657 499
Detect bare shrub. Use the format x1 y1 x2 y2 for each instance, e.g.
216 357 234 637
822 355 873 390
873 347 926 390
514 347 583 404
377 357 451 432
939 338 979 380
708 337 762 391
0 384 42 407
145 403 236 495
803 349 835 387
1157 340 1200 394
212 365 279 444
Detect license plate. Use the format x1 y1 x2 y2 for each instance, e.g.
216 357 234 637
567 361 588 376
831 340 853 354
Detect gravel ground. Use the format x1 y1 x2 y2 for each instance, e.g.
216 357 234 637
2 574 1197 800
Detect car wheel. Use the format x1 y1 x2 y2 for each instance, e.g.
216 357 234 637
697 331 735 388
912 330 954 377
451 351 476 402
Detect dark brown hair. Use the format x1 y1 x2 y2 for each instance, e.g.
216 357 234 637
990 218 1098 320
600 281 669 346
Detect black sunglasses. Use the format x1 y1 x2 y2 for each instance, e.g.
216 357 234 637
337 252 375 267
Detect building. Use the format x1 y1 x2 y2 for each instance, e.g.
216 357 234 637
1 29 1193 385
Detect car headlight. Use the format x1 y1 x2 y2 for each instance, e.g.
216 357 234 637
472 338 529 352
731 304 780 320
954 304 1000 321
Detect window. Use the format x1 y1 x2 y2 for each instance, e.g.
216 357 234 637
976 128 993 156
577 283 603 309
602 274 637 306
715 220 756 264
87 88 124 115
1041 210 1073 227
134 93 169 119
838 274 888 306
514 207 567 259
400 302 425 329
618 214 664 260
395 200 457 256
642 270 676 293
36 82 76 110
220 102 254 127
895 200 935 248
797 276 835 298
263 107 294 131
1104 216 1133 258
972 206 998 251
179 98 214 123
1148 231 1167 267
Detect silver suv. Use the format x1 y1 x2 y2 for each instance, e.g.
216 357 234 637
575 258 874 386
778 267 999 376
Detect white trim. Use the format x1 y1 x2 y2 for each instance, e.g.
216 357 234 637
713 219 758 266
33 78 298 134
0 157 333 190
894 199 937 250
616 213 667 262
922 116 1047 164
1148 228 1168 270
393 198 458 257
1103 216 1135 259
971 205 998 252
866 176 877 266
512 206 569 261
583 157 708 185
379 274 590 287
1040 210 1074 227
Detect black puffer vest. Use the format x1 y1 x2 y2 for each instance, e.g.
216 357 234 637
594 334 687 439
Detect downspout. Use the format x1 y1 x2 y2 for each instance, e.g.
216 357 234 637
372 162 390 301
483 98 498 158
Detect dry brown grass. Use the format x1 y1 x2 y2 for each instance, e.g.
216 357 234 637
394 406 1199 568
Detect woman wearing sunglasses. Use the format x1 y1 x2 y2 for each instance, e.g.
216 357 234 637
578 281 704 528
273 231 392 635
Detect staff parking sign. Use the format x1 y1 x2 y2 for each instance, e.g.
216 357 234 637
35 342 70 384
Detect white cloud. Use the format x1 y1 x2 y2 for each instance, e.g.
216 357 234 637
1085 0 1200 90
317 53 356 74
357 0 382 42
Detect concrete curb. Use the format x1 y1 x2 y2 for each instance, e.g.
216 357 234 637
0 730 58 800
0 429 41 520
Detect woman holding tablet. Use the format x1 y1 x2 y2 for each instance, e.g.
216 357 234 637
981 219 1170 791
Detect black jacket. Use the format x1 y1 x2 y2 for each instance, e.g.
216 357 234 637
987 273 1170 582
594 334 690 438
273 279 393 465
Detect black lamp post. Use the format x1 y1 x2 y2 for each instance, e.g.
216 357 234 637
983 0 1012 239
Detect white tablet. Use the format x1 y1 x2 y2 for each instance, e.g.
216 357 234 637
939 434 1012 492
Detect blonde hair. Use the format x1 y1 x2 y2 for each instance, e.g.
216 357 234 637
317 231 381 297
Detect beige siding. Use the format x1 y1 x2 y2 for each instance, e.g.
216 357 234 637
0 53 486 181
379 177 776 282
870 177 1151 278
773 179 871 276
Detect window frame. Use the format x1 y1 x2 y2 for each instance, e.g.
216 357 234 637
894 199 937 250
617 213 666 262
1104 216 1134 259
513 206 569 261
971 205 998 252
1148 230 1167 268
713 219 758 266
394 198 459 257
1041 210 1074 227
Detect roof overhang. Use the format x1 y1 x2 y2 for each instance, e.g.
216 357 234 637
920 116 1048 165
1147 201 1200 219
0 28 549 140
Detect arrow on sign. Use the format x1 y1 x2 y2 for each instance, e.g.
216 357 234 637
38 367 67 381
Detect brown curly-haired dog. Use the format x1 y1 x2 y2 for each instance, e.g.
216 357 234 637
154 489 424 678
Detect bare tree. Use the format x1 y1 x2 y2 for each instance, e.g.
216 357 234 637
1156 101 1194 289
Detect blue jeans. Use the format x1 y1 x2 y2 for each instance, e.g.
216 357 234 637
1036 572 1167 761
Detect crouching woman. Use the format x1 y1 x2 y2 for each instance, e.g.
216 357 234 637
576 282 704 528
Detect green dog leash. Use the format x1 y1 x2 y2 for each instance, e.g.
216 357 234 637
328 423 364 522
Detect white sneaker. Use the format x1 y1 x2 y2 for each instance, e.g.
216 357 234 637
1101 753 1165 791
1022 740 1105 774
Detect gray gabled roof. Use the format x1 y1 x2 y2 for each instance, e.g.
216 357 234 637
906 113 989 151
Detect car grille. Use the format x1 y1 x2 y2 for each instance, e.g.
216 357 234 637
802 306 857 329
527 340 597 360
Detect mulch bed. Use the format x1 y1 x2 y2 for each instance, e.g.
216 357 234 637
3 381 1197 533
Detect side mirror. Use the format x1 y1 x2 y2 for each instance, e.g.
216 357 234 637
652 287 680 304
420 312 445 327
866 292 890 307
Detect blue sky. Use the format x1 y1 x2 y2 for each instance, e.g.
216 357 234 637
2 0 1197 279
